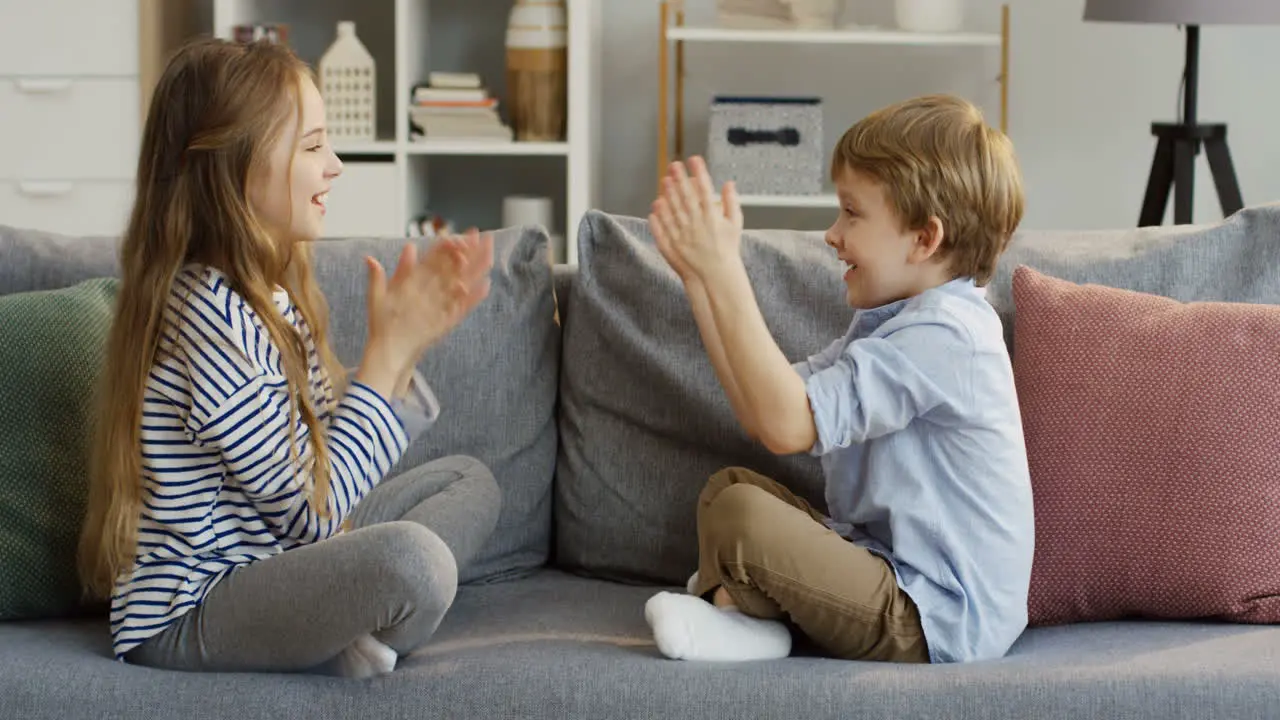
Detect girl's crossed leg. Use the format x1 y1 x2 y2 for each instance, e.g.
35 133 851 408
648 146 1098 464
126 455 501 676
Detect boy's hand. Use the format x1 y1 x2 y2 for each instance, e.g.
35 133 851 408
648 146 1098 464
648 156 744 281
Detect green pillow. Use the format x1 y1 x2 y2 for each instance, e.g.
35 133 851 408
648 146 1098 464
0 278 119 620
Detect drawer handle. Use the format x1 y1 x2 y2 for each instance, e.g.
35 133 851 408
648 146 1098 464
16 78 74 94
18 181 74 198
727 126 802 147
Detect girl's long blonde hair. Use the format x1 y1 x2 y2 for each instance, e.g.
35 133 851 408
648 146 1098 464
79 38 345 600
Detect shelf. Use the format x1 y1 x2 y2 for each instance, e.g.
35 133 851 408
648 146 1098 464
666 26 1002 47
332 140 400 155
406 141 571 156
738 193 838 208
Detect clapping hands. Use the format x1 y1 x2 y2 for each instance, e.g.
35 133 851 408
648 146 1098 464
648 156 744 283
364 229 494 372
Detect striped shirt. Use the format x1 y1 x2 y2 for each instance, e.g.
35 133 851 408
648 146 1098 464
110 264 433 659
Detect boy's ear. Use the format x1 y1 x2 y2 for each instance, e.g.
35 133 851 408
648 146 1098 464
910 217 945 263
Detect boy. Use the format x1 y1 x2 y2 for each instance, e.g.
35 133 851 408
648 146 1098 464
642 94 1033 665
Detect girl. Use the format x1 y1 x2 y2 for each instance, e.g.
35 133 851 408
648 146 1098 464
77 37 502 679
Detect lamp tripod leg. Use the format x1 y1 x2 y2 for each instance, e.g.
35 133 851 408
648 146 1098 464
1204 135 1244 217
1138 136 1176 227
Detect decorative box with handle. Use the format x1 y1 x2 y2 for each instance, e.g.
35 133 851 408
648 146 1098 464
707 96 824 196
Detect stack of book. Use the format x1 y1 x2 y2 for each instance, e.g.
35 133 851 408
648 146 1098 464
717 0 791 28
716 0 838 28
409 72 513 143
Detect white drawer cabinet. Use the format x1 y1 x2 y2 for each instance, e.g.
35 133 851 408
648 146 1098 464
0 180 135 236
0 0 139 77
0 0 141 235
0 78 140 180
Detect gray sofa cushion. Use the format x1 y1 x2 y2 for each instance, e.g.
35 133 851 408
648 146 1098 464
988 202 1280 352
0 224 559 584
555 210 850 584
0 226 120 295
4 570 1280 720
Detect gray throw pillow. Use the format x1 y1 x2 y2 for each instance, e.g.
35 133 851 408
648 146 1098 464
555 210 850 585
0 225 120 296
314 227 559 584
988 203 1280 355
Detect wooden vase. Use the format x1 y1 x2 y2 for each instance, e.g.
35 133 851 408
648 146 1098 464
507 47 567 142
505 0 568 142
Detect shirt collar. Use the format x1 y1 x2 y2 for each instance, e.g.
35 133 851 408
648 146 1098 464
272 287 291 314
853 277 980 334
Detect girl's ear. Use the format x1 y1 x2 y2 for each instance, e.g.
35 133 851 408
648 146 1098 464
910 217 945 264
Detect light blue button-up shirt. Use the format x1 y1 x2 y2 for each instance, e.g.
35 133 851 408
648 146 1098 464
793 277 1034 664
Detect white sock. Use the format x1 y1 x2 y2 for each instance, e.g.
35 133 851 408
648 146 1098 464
686 571 700 595
331 634 398 679
644 590 791 662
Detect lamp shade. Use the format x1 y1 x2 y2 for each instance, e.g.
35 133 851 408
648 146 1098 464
1084 0 1280 25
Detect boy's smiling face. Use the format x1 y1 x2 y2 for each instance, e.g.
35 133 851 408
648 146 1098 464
825 165 949 309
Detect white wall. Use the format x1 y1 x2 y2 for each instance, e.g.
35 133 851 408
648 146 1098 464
598 0 1280 232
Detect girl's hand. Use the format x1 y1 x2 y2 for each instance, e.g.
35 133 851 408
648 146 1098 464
409 228 494 352
357 231 493 398
648 156 744 282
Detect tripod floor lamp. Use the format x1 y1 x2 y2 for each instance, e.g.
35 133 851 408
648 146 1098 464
1084 0 1280 226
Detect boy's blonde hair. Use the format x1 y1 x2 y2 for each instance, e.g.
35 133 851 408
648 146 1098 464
831 94 1023 285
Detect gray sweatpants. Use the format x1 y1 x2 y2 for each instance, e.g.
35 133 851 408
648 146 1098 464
125 455 502 674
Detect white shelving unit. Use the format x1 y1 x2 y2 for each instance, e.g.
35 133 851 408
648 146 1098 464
657 2 1010 211
213 0 601 264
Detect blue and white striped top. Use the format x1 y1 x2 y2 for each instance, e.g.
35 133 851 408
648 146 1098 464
110 264 430 659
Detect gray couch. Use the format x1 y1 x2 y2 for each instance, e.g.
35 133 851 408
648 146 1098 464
3 207 1280 720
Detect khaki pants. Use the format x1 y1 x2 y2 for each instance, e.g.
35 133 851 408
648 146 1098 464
694 467 930 663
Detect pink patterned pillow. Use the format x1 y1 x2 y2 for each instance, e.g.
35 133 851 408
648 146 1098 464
1012 265 1280 627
